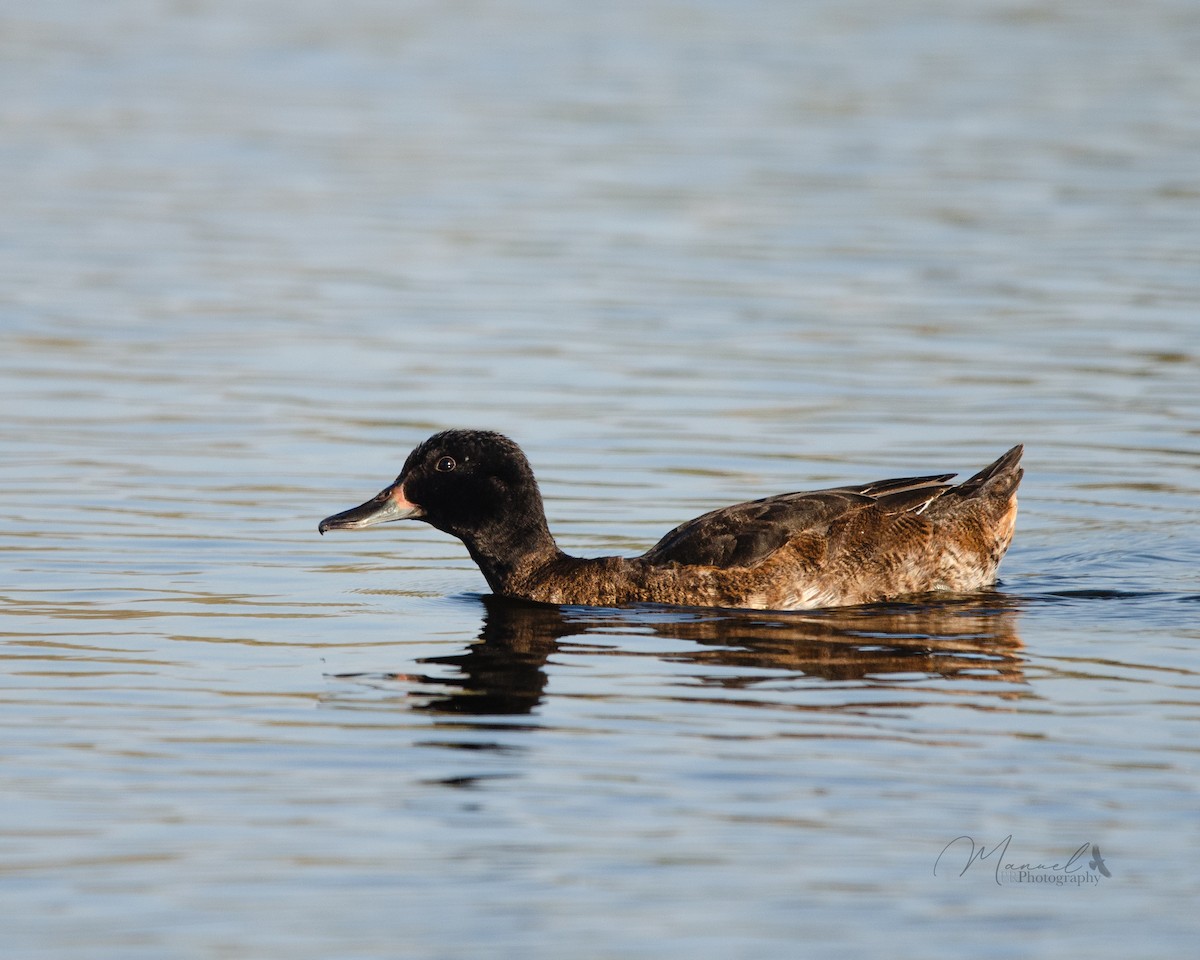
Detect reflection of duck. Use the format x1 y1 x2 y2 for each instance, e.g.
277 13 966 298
655 597 1025 686
345 595 1024 716
319 431 1023 611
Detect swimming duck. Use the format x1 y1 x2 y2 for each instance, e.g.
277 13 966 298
318 430 1023 611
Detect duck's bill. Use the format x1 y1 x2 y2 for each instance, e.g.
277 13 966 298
318 483 424 534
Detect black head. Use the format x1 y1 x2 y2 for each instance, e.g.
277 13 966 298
319 429 549 545
396 430 545 537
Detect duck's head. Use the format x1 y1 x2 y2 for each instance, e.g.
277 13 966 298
318 429 546 543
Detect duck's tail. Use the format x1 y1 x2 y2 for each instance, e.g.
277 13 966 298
952 444 1024 500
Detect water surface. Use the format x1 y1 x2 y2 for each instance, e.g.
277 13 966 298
2 1 1199 957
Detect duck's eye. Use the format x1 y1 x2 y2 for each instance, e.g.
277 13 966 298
435 456 457 473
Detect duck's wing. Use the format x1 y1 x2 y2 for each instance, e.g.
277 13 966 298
642 473 957 569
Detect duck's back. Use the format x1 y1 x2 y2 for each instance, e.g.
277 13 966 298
633 445 1024 609
641 472 955 569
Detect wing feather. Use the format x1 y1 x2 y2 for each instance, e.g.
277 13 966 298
641 474 957 569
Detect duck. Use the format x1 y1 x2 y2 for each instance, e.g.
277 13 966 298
318 430 1023 611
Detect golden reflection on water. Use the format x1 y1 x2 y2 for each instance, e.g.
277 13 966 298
328 594 1025 716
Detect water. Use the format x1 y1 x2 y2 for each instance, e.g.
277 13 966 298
2 0 1199 956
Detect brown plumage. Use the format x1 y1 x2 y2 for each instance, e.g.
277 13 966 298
318 430 1023 611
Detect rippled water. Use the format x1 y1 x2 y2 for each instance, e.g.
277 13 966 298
3 1 1199 957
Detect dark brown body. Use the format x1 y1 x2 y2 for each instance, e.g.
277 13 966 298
319 432 1023 612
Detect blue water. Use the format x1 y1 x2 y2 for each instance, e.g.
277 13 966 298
2 1 1199 957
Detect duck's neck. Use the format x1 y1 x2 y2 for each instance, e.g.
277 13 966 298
453 508 566 597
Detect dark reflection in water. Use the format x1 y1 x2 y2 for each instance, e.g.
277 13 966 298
331 594 1025 716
